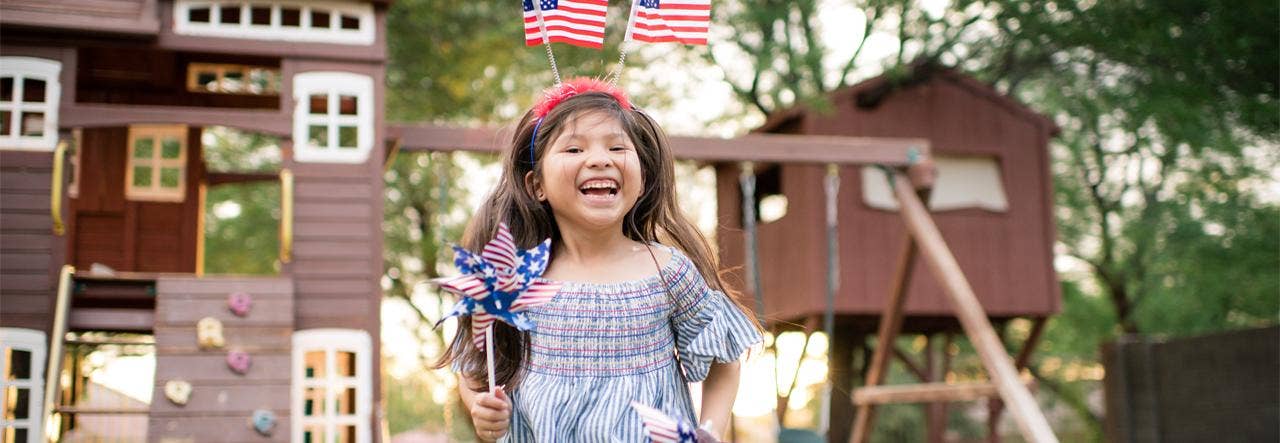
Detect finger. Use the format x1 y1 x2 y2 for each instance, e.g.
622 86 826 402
476 393 511 412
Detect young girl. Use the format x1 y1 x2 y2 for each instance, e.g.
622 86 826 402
438 79 762 442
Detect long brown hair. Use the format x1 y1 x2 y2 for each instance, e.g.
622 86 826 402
435 92 762 391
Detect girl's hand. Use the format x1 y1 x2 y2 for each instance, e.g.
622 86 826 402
470 386 512 442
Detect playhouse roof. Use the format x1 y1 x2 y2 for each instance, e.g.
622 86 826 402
756 60 1060 137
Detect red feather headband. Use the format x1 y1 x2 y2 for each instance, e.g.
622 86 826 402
528 78 633 165
533 78 632 119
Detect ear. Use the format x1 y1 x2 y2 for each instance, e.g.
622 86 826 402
524 171 546 201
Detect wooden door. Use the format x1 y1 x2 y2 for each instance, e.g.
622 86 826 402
68 126 204 273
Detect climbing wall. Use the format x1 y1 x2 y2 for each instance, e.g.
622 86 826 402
149 276 294 442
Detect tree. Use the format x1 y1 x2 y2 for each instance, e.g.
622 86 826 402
711 0 1279 438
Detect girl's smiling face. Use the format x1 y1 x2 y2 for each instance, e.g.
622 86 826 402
531 109 644 232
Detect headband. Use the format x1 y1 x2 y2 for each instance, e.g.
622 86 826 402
528 78 633 166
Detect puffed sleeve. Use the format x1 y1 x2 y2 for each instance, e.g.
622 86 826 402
666 251 763 382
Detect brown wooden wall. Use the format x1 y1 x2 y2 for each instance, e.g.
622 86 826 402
150 276 293 442
67 126 204 273
0 151 64 332
281 59 385 440
0 0 158 36
717 72 1059 328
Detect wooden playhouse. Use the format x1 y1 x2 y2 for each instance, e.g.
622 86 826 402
0 1 391 442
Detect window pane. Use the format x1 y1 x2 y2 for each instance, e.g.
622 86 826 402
335 351 355 377
224 70 244 91
4 387 29 419
219 5 242 24
134 137 154 158
335 387 356 415
189 7 211 23
336 425 356 443
196 71 218 91
24 79 46 103
21 112 43 137
0 110 10 136
6 349 31 380
250 6 272 25
304 350 325 378
160 168 181 188
338 95 358 115
340 15 360 30
282 7 301 27
303 387 325 416
309 94 328 115
303 425 325 443
310 10 331 29
161 138 182 159
308 125 329 148
5 427 29 443
0 77 12 102
248 69 278 94
133 166 153 187
338 126 358 149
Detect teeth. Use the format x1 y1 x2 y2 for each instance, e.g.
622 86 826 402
580 180 617 190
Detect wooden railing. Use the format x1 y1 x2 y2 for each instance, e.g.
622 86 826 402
279 168 293 263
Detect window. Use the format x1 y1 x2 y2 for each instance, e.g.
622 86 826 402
187 63 281 95
292 329 371 443
174 1 375 45
126 125 188 202
292 72 373 163
0 328 46 443
861 156 1010 212
0 57 61 151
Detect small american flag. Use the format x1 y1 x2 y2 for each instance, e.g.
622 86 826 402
631 402 699 443
524 0 609 49
626 0 711 45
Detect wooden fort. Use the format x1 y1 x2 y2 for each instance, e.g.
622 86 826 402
717 64 1060 327
0 1 390 442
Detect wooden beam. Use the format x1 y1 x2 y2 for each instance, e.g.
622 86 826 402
850 227 920 443
891 172 1059 443
61 104 290 136
854 380 1034 405
388 123 931 166
207 172 278 186
990 317 1049 442
892 345 929 382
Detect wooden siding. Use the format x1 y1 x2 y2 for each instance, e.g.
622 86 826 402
155 2 388 63
0 0 159 37
67 127 204 273
717 72 1059 328
282 59 385 440
0 151 63 332
150 276 293 443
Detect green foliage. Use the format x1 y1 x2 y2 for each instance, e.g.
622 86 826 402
201 127 283 275
384 373 475 441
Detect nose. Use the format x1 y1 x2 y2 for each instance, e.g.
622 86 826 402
585 146 614 169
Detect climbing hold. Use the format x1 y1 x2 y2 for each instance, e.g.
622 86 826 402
251 409 276 436
197 317 225 350
226 350 251 374
228 292 252 317
164 380 192 406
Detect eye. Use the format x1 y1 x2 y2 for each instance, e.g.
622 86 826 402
564 146 583 154
610 145 628 152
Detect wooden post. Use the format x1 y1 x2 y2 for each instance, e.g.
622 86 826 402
849 230 918 443
891 172 1058 443
989 318 1048 441
828 328 860 443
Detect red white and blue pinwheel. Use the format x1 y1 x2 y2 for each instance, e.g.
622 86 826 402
631 402 718 443
434 222 562 350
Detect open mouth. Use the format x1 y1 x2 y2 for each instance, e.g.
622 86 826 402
578 178 619 198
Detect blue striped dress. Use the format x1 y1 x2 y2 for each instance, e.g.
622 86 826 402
502 246 762 442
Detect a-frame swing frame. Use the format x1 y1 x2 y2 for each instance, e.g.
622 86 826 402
389 123 1058 443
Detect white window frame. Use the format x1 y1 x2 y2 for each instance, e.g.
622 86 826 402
0 57 61 151
862 156 1011 212
0 328 47 443
291 329 371 443
292 72 374 164
125 124 188 202
174 1 375 45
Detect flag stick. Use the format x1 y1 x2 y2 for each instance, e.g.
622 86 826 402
486 324 497 392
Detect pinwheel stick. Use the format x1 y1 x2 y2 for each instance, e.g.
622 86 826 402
485 324 496 392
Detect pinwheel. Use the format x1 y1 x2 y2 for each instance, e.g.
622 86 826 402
630 402 718 443
434 222 562 390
